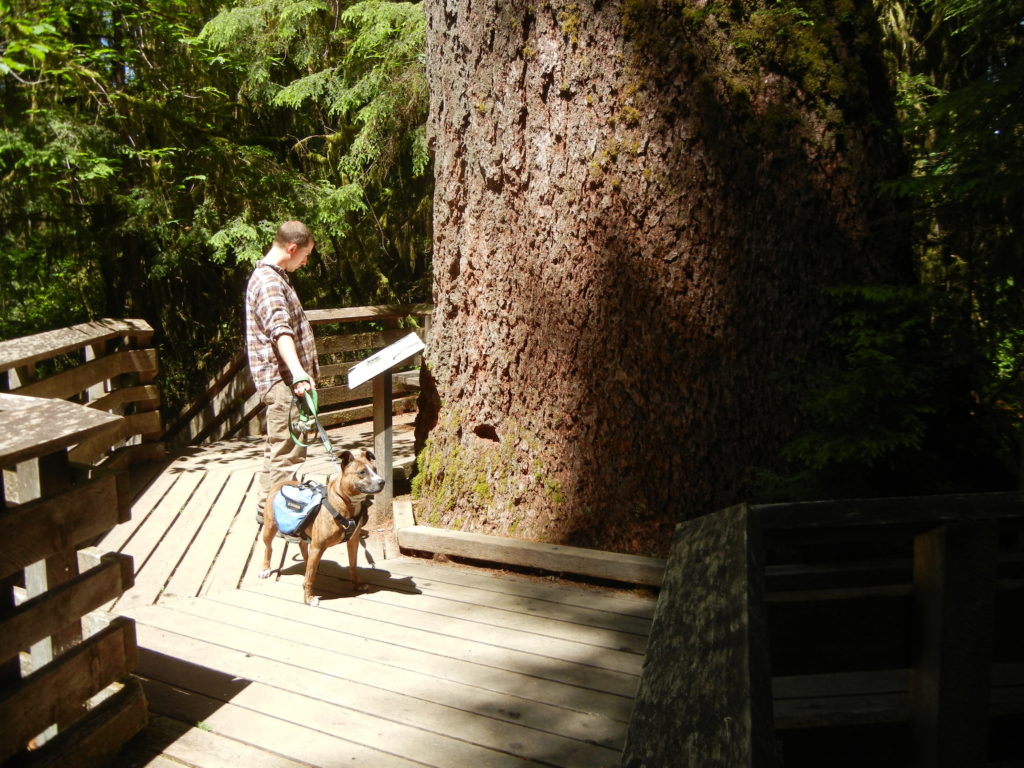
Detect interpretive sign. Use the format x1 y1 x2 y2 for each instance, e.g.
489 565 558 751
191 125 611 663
347 331 425 389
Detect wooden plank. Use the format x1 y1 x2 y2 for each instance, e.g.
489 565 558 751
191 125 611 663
100 442 168 471
346 570 650 651
0 554 133 666
316 395 418 429
139 676 427 768
757 491 1024 531
0 394 122 467
773 664 1024 729
87 385 160 413
133 616 624 763
161 352 248 443
116 471 230 611
167 436 264 472
767 583 914 603
773 669 910 729
8 677 148 768
164 471 252 600
109 468 206 561
385 556 658 619
115 409 162 438
773 668 910 700
176 370 254 445
201 479 261 596
95 464 185 554
80 465 133 522
14 349 158 401
121 712 312 768
305 302 432 326
241 531 290 585
0 617 138 763
212 391 264 443
0 473 123 581
397 524 666 586
774 691 909 730
393 496 415 530
316 371 420 409
123 755 180 768
207 583 639 711
911 520 997 768
622 504 775 768
317 328 413 356
0 319 153 373
274 564 646 670
68 410 163 465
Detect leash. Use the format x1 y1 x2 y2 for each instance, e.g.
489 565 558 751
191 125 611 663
288 383 339 465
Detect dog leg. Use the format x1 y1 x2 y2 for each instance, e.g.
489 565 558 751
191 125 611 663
346 533 363 591
258 497 277 579
303 544 327 606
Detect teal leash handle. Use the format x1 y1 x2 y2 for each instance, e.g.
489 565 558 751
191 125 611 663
288 388 339 464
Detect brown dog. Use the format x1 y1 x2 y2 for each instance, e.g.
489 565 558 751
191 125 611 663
258 449 385 606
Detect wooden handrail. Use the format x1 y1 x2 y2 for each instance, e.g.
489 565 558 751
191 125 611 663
0 319 154 374
305 302 434 325
0 319 163 468
0 306 433 456
164 303 433 448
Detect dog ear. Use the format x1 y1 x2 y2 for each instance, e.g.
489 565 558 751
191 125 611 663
363 450 375 463
339 450 354 468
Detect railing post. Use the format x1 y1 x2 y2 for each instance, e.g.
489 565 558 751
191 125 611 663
372 371 394 515
911 520 997 768
623 503 775 768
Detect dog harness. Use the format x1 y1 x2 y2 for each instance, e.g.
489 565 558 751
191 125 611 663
271 481 358 542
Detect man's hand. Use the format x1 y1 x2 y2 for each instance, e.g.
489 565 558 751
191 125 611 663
276 334 315 397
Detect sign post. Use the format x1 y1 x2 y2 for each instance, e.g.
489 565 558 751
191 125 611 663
347 332 425 514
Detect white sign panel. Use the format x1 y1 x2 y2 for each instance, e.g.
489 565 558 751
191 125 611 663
347 332 425 389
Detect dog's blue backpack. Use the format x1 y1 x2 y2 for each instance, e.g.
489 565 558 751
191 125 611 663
272 481 326 536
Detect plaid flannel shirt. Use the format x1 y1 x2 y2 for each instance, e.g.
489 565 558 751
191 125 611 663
245 261 319 400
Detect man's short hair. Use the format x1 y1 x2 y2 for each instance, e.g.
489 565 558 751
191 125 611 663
275 220 313 247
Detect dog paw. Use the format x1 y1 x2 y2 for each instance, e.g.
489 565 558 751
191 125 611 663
306 596 321 607
258 568 271 579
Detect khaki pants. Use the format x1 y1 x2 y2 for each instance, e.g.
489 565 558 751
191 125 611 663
257 381 306 519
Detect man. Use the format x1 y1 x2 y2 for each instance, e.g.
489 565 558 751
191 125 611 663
245 220 320 523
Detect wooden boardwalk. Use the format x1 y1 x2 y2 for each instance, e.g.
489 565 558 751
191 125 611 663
95 415 656 767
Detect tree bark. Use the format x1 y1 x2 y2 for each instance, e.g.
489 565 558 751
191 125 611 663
416 0 911 556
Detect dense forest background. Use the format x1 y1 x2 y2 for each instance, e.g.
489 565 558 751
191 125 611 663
2 0 1021 505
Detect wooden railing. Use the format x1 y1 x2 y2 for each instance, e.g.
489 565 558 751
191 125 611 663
623 492 1024 768
163 303 432 448
0 319 163 468
0 393 146 765
0 304 430 762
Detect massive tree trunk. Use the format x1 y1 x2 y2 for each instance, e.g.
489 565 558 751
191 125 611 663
415 0 910 556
